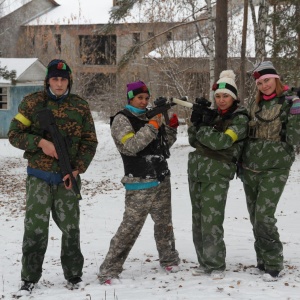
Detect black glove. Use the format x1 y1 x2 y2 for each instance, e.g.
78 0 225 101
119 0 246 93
190 110 204 125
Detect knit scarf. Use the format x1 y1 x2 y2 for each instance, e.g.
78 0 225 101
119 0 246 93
262 85 289 101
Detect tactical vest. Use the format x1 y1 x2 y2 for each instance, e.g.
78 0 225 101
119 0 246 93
111 109 170 182
248 96 292 142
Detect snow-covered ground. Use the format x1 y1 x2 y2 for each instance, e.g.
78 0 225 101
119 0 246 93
1 121 300 299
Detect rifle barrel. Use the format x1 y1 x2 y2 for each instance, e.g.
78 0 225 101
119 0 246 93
171 97 193 109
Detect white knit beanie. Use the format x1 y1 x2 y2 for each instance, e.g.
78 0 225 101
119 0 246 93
212 70 238 100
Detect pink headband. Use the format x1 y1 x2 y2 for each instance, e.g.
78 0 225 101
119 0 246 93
256 74 280 84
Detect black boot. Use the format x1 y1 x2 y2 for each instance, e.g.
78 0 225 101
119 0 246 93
265 269 280 278
256 264 265 271
67 277 83 289
20 281 35 293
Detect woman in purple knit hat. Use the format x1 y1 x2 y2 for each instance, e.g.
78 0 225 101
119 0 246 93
98 80 180 285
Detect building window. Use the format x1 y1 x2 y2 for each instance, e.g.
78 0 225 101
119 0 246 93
42 34 48 53
55 34 61 54
113 0 123 6
133 32 141 45
166 32 172 41
148 32 156 49
79 35 117 65
0 87 8 109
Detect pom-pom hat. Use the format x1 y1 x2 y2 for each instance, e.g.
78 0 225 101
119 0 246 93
212 70 238 100
251 61 279 83
127 80 150 101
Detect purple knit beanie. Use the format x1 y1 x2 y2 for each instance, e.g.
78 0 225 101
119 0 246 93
126 80 150 101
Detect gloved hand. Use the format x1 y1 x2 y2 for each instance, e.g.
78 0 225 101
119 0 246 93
169 113 179 128
290 97 300 115
190 110 203 125
148 114 162 129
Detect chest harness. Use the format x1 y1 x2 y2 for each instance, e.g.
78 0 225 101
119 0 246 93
248 96 292 142
111 109 170 182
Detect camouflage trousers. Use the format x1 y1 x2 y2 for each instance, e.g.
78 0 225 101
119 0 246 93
188 178 229 272
243 168 289 271
21 175 83 282
99 176 180 280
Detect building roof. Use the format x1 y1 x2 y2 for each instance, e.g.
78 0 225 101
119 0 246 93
0 58 46 84
0 0 32 18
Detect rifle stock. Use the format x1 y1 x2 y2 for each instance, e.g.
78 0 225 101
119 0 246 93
37 108 82 200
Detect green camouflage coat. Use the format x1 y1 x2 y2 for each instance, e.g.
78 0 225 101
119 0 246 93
188 106 249 183
188 106 248 272
242 94 300 272
242 95 300 171
8 91 98 174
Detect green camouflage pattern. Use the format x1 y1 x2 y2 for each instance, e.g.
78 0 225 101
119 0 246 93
189 179 229 272
243 96 300 171
188 107 248 271
242 95 300 272
8 89 97 283
98 176 180 281
188 107 249 183
248 100 284 142
22 176 84 282
243 168 288 271
8 91 98 174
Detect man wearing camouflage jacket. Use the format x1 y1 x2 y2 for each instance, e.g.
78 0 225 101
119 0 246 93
188 70 248 278
98 80 180 285
8 59 98 294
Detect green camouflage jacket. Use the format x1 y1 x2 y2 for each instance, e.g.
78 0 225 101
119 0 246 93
8 91 98 174
242 95 300 172
188 106 249 183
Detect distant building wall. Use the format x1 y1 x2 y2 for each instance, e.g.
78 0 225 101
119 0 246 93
0 0 55 57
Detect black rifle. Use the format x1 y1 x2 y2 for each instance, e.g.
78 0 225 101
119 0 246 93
171 97 217 126
36 108 82 200
290 87 300 98
146 96 187 124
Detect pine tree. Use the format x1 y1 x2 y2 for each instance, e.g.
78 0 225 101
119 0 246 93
268 0 300 87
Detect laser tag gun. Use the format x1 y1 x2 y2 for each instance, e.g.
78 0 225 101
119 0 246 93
36 108 82 200
290 87 300 98
146 96 188 125
171 97 218 126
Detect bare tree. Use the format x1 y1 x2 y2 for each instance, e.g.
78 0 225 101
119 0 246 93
269 0 300 87
249 0 270 62
240 0 249 104
205 0 215 102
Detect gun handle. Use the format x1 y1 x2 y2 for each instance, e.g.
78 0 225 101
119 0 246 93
71 174 82 200
163 111 170 125
64 174 82 200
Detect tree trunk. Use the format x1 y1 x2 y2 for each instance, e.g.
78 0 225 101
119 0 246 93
250 0 269 62
205 0 215 102
240 0 249 105
296 1 300 87
214 0 228 80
